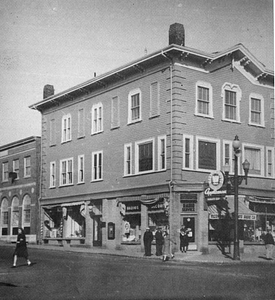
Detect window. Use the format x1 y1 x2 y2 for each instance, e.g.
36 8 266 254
266 147 274 178
60 158 73 186
249 94 264 126
50 119 56 146
50 161 56 188
13 159 19 179
128 89 141 123
11 196 19 235
183 134 194 170
243 143 264 176
1 198 8 235
2 162 8 182
150 82 160 117
124 143 133 176
78 155 85 183
111 96 120 128
135 138 154 173
92 151 103 181
24 156 31 177
223 140 234 173
222 83 241 122
91 103 103 134
61 114 72 143
23 195 31 233
196 136 220 171
195 81 213 117
78 108 85 138
158 136 166 171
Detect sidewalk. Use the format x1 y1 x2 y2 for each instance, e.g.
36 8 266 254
2 242 274 264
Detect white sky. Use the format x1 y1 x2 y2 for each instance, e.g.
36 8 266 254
0 0 273 146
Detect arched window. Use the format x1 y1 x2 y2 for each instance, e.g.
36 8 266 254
23 195 31 234
11 197 19 235
1 198 9 236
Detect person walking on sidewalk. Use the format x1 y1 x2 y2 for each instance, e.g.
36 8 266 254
264 228 274 260
162 231 175 262
180 225 189 253
155 227 163 256
12 228 31 268
143 227 153 256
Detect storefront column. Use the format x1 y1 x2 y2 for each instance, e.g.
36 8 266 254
197 193 208 253
85 202 93 247
140 204 148 251
170 192 179 253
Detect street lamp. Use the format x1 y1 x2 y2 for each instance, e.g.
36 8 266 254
223 135 250 260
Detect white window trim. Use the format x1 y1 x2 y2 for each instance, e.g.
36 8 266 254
195 136 221 172
59 158 74 186
157 135 166 171
222 140 234 174
24 156 31 178
78 155 85 183
182 134 194 170
2 162 8 182
50 161 56 188
249 93 265 127
195 81 213 118
124 143 133 176
266 147 275 178
91 151 103 182
242 143 264 177
61 114 72 143
135 137 155 175
221 82 242 123
128 88 142 124
91 103 103 135
150 82 160 118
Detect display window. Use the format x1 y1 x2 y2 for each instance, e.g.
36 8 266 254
121 202 141 243
43 207 63 238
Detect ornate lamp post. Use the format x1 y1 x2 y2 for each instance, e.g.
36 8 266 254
223 135 250 260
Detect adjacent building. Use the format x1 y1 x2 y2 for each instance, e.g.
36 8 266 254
0 136 41 243
30 24 274 252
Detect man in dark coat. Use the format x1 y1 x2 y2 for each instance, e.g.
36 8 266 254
155 227 164 256
264 228 274 260
143 227 153 256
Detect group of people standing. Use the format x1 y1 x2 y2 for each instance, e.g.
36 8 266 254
143 225 190 261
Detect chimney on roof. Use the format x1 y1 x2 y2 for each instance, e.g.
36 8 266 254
169 23 185 46
43 84 54 99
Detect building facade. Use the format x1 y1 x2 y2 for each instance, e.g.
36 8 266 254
0 136 41 243
30 24 274 252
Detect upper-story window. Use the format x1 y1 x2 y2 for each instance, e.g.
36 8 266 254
222 140 234 174
135 138 154 174
91 151 103 181
221 83 242 122
78 108 85 138
195 81 213 118
13 159 19 179
60 158 73 186
61 114 72 143
22 194 31 232
266 147 275 178
78 155 84 183
243 143 264 177
91 103 103 134
1 198 8 235
183 134 194 170
50 119 56 146
111 96 120 129
128 88 142 124
24 156 31 177
196 136 220 171
150 82 160 118
158 135 166 171
124 143 133 176
249 93 264 127
2 162 8 182
50 161 56 188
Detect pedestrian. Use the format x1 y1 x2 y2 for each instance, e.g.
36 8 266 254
180 225 189 253
12 228 31 268
162 231 175 262
143 227 153 256
264 228 274 260
155 227 163 256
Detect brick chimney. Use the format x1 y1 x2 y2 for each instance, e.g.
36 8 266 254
169 23 185 46
43 84 54 99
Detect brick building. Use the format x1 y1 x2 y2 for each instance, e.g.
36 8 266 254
0 136 41 243
30 24 274 252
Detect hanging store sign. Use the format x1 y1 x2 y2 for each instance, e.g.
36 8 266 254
205 170 226 196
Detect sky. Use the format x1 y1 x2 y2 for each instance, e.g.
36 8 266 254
0 0 273 147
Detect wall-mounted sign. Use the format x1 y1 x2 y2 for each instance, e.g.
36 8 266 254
205 170 226 196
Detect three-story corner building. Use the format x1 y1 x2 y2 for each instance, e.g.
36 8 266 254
30 23 274 253
0 136 41 244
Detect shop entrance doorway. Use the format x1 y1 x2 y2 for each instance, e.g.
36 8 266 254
182 217 195 243
93 216 102 246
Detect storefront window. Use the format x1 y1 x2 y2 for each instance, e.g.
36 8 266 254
121 202 141 243
43 207 63 238
148 200 169 231
63 205 85 238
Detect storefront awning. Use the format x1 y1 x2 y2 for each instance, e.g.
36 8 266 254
61 201 85 207
208 196 256 220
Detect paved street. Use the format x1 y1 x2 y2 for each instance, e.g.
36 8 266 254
0 246 275 300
